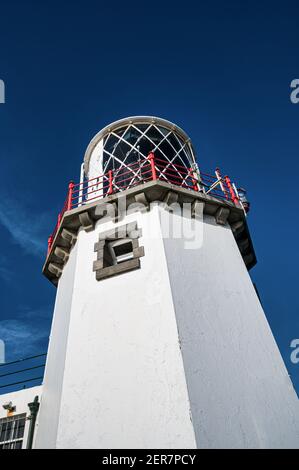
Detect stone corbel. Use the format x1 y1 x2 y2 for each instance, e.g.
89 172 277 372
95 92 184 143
61 228 77 246
48 262 63 278
79 212 94 232
54 246 70 263
215 207 230 226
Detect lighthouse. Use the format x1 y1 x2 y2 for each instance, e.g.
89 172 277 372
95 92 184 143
33 116 298 449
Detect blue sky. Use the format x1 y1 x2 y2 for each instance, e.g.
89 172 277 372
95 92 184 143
0 1 298 392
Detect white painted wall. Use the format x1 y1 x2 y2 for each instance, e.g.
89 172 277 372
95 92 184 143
36 204 299 449
161 211 299 448
0 385 42 449
35 243 78 449
86 139 104 200
36 206 196 449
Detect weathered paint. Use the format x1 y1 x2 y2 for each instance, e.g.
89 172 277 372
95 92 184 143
35 206 299 449
36 206 196 449
162 211 299 448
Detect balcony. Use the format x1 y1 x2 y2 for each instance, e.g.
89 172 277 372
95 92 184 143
47 152 242 255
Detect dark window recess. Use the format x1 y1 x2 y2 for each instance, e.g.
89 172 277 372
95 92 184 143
103 239 134 267
93 222 145 281
101 123 193 178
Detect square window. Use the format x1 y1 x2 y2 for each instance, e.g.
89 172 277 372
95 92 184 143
108 239 134 265
93 222 144 281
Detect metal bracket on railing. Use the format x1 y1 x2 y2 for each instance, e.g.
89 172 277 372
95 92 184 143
205 178 222 195
233 184 249 215
214 168 228 199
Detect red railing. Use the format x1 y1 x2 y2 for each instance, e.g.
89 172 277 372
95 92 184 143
47 153 240 254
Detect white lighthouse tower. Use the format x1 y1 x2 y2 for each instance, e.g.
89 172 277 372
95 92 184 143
34 116 299 449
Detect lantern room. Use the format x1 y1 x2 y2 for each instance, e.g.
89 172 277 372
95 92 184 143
83 116 198 197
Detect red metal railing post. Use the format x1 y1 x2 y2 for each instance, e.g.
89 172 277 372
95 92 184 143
148 152 157 181
189 168 198 191
224 175 239 205
47 235 53 255
67 181 74 211
108 170 113 195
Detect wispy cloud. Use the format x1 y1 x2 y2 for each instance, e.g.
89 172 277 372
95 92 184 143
18 305 52 320
0 254 13 282
0 193 50 256
0 319 48 359
0 306 51 360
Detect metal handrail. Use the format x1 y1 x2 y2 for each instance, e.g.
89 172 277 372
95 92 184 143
47 152 240 254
